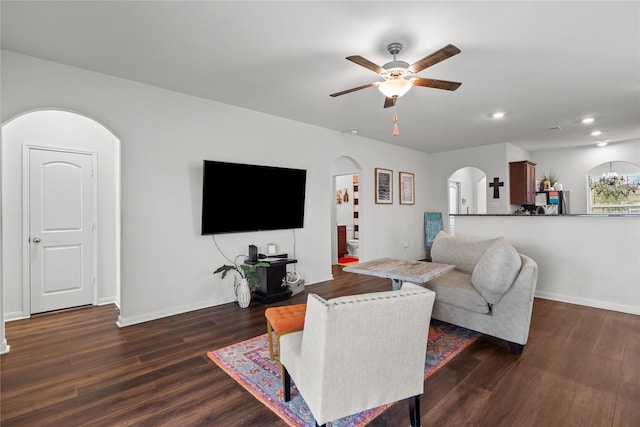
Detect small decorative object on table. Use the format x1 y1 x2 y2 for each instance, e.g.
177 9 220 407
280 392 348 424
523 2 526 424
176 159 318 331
539 172 559 191
214 260 269 308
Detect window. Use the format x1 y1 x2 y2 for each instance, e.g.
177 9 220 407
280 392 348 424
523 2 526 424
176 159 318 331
587 161 640 214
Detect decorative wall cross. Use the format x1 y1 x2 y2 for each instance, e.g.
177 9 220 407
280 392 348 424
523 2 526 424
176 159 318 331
489 177 504 199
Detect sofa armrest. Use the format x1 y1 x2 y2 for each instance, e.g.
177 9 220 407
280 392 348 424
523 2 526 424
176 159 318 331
489 254 538 345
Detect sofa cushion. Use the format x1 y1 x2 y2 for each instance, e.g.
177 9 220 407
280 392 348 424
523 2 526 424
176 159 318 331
423 270 490 314
471 237 522 304
430 231 497 274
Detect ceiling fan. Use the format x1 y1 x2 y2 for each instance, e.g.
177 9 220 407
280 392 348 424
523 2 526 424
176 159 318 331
330 42 462 108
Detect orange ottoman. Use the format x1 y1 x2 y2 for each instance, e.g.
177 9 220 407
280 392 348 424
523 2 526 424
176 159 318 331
265 304 307 361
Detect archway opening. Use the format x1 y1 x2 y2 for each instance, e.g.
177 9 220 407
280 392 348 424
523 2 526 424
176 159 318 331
330 156 362 265
587 161 640 214
1 109 121 323
448 167 487 233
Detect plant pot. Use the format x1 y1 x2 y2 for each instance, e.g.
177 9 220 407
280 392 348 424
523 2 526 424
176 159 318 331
236 278 252 308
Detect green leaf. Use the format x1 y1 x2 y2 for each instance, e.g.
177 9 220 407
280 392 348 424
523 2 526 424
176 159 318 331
214 261 269 287
213 265 240 280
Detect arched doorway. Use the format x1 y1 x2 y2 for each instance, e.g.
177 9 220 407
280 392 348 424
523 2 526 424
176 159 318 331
1 110 121 321
448 167 487 233
330 156 362 265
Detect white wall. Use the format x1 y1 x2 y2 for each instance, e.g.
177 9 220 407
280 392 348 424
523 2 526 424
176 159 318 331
425 140 640 216
427 143 516 229
531 140 640 213
454 215 640 315
1 51 430 329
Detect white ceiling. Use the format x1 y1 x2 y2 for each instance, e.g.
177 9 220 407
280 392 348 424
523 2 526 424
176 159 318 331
2 1 639 154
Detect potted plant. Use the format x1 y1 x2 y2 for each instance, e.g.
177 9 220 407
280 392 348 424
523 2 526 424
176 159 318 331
214 261 269 308
539 172 559 191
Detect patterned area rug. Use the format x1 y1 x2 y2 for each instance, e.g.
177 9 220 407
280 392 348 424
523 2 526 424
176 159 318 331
207 320 480 426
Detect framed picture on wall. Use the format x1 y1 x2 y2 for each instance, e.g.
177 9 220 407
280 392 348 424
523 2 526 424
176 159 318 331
399 171 415 205
375 168 393 204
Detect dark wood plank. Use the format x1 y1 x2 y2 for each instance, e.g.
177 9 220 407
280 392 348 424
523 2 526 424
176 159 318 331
1 266 638 426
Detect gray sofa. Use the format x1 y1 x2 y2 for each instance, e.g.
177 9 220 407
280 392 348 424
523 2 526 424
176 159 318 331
423 231 538 354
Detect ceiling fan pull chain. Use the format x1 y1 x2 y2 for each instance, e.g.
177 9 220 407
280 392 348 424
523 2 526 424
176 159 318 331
393 114 399 137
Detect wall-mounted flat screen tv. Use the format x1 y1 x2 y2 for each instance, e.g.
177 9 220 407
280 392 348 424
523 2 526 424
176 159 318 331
201 160 307 234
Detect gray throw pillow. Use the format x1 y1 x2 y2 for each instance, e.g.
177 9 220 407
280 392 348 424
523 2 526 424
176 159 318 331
471 237 522 304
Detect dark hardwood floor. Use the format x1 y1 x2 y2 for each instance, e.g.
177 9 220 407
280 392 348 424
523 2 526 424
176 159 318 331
2 265 639 426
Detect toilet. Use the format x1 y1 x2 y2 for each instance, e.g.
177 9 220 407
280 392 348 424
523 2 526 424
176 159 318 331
347 227 359 257
347 239 359 257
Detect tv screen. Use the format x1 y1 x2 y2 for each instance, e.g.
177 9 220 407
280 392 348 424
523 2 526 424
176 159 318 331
201 160 307 234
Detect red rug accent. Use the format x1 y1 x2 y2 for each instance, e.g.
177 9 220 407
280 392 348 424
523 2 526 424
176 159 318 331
207 320 480 426
338 256 358 264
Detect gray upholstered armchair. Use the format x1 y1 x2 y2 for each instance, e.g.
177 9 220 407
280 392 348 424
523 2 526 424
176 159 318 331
279 283 436 427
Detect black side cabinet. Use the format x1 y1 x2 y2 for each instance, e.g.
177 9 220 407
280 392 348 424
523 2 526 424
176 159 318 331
249 259 297 304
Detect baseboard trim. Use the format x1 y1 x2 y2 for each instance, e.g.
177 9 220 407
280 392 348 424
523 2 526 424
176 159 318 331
98 296 116 306
116 298 233 327
1 338 9 354
4 311 28 322
535 290 640 315
303 274 334 286
116 274 336 327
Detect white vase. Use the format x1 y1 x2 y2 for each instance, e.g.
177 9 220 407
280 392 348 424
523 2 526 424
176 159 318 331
236 278 252 308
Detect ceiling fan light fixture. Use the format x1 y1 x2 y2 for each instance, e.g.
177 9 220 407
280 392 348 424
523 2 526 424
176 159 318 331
378 78 412 98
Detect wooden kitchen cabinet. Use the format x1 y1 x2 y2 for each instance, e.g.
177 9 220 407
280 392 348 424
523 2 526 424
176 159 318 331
509 160 537 205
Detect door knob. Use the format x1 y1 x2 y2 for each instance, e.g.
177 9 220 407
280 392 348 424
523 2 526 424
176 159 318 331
32 237 41 243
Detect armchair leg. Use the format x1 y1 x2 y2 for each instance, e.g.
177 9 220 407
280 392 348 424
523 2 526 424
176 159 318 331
283 366 291 402
508 342 525 355
409 395 421 427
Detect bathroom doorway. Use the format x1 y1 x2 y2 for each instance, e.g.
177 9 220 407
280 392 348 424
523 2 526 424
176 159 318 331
335 173 359 266
330 156 362 266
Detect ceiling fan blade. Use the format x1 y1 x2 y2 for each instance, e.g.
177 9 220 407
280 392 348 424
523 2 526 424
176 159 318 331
408 44 461 74
346 55 385 74
411 77 462 91
330 82 378 97
383 96 397 108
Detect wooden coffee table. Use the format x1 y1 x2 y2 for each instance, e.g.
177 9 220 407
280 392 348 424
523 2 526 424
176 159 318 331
344 257 455 290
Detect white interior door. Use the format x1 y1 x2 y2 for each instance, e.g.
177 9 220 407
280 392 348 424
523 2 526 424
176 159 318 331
29 148 95 314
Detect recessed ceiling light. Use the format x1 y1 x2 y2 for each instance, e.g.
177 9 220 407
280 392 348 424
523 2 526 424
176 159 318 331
582 117 595 124
591 130 602 136
492 111 505 119
596 141 608 147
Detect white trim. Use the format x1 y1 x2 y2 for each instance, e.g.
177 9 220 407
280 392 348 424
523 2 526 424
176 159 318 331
535 290 640 316
114 138 122 309
4 311 29 322
98 296 116 306
117 299 231 327
92 152 99 307
115 275 332 327
21 145 31 316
